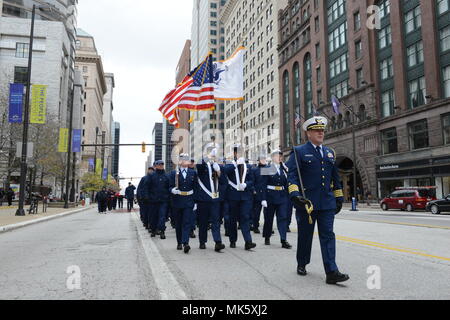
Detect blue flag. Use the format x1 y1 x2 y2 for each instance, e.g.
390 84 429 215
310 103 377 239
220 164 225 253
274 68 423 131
9 83 24 123
331 95 341 115
72 129 82 153
102 168 108 180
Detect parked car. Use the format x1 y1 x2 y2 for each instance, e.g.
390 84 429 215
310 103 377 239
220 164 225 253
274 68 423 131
380 187 437 212
426 194 450 215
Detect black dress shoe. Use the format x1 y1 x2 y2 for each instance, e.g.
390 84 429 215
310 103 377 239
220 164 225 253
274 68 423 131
265 238 271 246
160 232 166 240
215 243 225 252
199 243 206 249
151 232 156 238
177 244 183 250
253 228 261 234
156 230 162 236
297 266 307 276
183 244 191 254
190 231 196 239
230 242 236 248
245 242 256 250
281 241 292 249
326 271 350 285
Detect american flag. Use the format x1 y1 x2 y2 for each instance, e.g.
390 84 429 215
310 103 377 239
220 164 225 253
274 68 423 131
159 54 215 126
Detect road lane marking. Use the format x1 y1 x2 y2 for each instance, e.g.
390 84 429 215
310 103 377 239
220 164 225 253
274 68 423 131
336 217 450 230
131 212 187 300
336 235 450 262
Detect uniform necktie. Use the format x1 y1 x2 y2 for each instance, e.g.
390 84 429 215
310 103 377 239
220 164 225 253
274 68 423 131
316 146 323 159
182 169 187 179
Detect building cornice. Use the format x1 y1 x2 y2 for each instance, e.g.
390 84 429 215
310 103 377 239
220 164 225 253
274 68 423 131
75 55 107 94
219 0 239 24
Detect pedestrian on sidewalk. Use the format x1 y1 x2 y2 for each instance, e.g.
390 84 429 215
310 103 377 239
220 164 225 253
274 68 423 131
125 183 136 212
118 193 124 209
0 188 4 206
6 188 15 206
95 187 108 214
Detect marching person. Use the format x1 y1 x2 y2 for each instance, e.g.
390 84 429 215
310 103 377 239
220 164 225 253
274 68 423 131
223 144 257 251
169 154 198 254
125 182 136 212
195 145 226 252
137 167 154 229
95 187 108 214
251 155 268 234
218 157 230 237
146 160 170 239
286 116 349 285
189 158 197 239
260 150 292 249
281 155 295 233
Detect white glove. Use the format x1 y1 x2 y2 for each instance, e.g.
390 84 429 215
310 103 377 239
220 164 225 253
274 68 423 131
193 204 197 211
212 162 221 172
237 157 245 165
239 183 247 190
209 148 218 158
171 188 181 195
261 201 268 208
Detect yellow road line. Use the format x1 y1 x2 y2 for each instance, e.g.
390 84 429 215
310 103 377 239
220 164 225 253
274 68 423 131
337 217 450 230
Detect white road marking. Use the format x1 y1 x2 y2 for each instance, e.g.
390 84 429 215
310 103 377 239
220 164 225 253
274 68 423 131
131 212 187 300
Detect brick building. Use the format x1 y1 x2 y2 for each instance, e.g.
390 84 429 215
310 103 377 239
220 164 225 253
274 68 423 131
278 0 450 200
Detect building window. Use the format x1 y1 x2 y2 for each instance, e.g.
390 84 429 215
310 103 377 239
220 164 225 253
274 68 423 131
442 113 450 144
82 66 88 73
408 119 429 150
379 0 391 19
329 52 348 79
406 41 424 67
317 66 321 84
356 68 364 88
15 43 29 58
408 77 426 108
355 40 362 59
380 57 393 80
315 17 320 32
437 0 450 15
315 43 321 59
443 65 450 98
378 25 392 49
283 71 291 147
440 25 450 52
404 6 422 35
381 128 398 155
354 11 361 31
327 0 345 25
381 89 395 118
328 21 347 53
14 66 28 84
330 79 349 98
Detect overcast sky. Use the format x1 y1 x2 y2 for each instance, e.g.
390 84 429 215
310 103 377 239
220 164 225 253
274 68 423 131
77 0 192 190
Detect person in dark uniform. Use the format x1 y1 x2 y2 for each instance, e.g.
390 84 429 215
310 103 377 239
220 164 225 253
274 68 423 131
218 157 230 237
125 183 136 212
137 167 154 229
6 188 15 206
169 154 198 254
286 116 349 285
252 155 268 234
280 155 294 233
223 144 257 251
95 187 108 214
146 160 170 239
189 158 197 239
118 193 124 209
260 150 292 249
195 145 226 252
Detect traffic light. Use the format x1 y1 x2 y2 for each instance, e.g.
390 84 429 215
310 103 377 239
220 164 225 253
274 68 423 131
142 142 146 153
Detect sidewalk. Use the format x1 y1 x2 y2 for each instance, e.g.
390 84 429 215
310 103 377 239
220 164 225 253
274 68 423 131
0 204 95 233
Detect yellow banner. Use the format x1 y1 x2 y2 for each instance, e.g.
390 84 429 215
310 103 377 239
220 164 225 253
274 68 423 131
58 128 69 153
96 159 103 176
30 85 47 124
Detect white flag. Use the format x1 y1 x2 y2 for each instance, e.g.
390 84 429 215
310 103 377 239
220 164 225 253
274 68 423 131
213 47 245 100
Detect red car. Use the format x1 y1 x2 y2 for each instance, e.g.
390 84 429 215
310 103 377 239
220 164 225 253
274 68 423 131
380 187 437 212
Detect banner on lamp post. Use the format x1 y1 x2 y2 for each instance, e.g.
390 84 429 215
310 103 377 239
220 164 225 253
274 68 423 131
88 158 95 172
8 83 24 123
72 129 82 153
96 159 102 176
58 128 69 153
30 85 47 124
102 168 108 181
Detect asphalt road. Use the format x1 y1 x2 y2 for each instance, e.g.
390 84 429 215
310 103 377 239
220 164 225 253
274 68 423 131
0 207 449 300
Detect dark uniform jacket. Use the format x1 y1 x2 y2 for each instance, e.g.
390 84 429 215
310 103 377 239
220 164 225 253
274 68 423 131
286 142 344 212
252 164 269 202
195 161 227 203
224 162 255 201
146 170 170 203
125 185 136 200
168 168 198 209
260 164 289 205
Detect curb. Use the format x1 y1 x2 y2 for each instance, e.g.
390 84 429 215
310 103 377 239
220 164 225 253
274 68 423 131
0 206 94 234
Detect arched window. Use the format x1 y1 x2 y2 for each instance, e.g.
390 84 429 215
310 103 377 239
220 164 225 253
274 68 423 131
358 104 366 122
283 71 291 147
293 63 301 144
303 53 313 118
331 116 337 131
344 111 351 127
337 114 344 129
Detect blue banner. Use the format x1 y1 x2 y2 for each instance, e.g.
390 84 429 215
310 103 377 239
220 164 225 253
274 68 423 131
72 129 82 153
102 168 108 180
9 83 24 123
88 159 95 172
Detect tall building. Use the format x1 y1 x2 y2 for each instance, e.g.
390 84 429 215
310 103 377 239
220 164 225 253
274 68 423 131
162 120 175 172
75 28 108 177
175 39 192 132
103 73 115 176
190 0 227 161
112 122 120 180
278 0 450 200
151 123 163 165
221 0 288 160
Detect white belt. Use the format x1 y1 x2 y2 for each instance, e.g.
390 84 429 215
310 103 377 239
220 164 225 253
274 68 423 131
228 181 244 192
198 178 220 199
178 190 194 196
267 185 285 191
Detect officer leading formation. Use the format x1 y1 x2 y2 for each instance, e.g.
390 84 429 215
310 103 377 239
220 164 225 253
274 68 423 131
131 115 348 285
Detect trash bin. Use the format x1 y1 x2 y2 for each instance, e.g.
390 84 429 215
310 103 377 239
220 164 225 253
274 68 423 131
351 197 358 211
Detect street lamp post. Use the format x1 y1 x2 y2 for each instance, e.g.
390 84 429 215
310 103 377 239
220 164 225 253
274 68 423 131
64 88 74 209
16 5 36 216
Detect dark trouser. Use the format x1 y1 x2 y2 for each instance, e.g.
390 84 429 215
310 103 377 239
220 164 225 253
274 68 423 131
149 202 168 232
295 209 338 274
112 198 117 210
140 202 149 227
252 199 263 229
228 200 253 243
263 201 288 241
118 198 123 208
191 207 197 232
220 201 230 233
197 201 222 244
98 200 107 213
127 198 134 211
8 198 13 206
173 207 194 245
286 202 294 227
